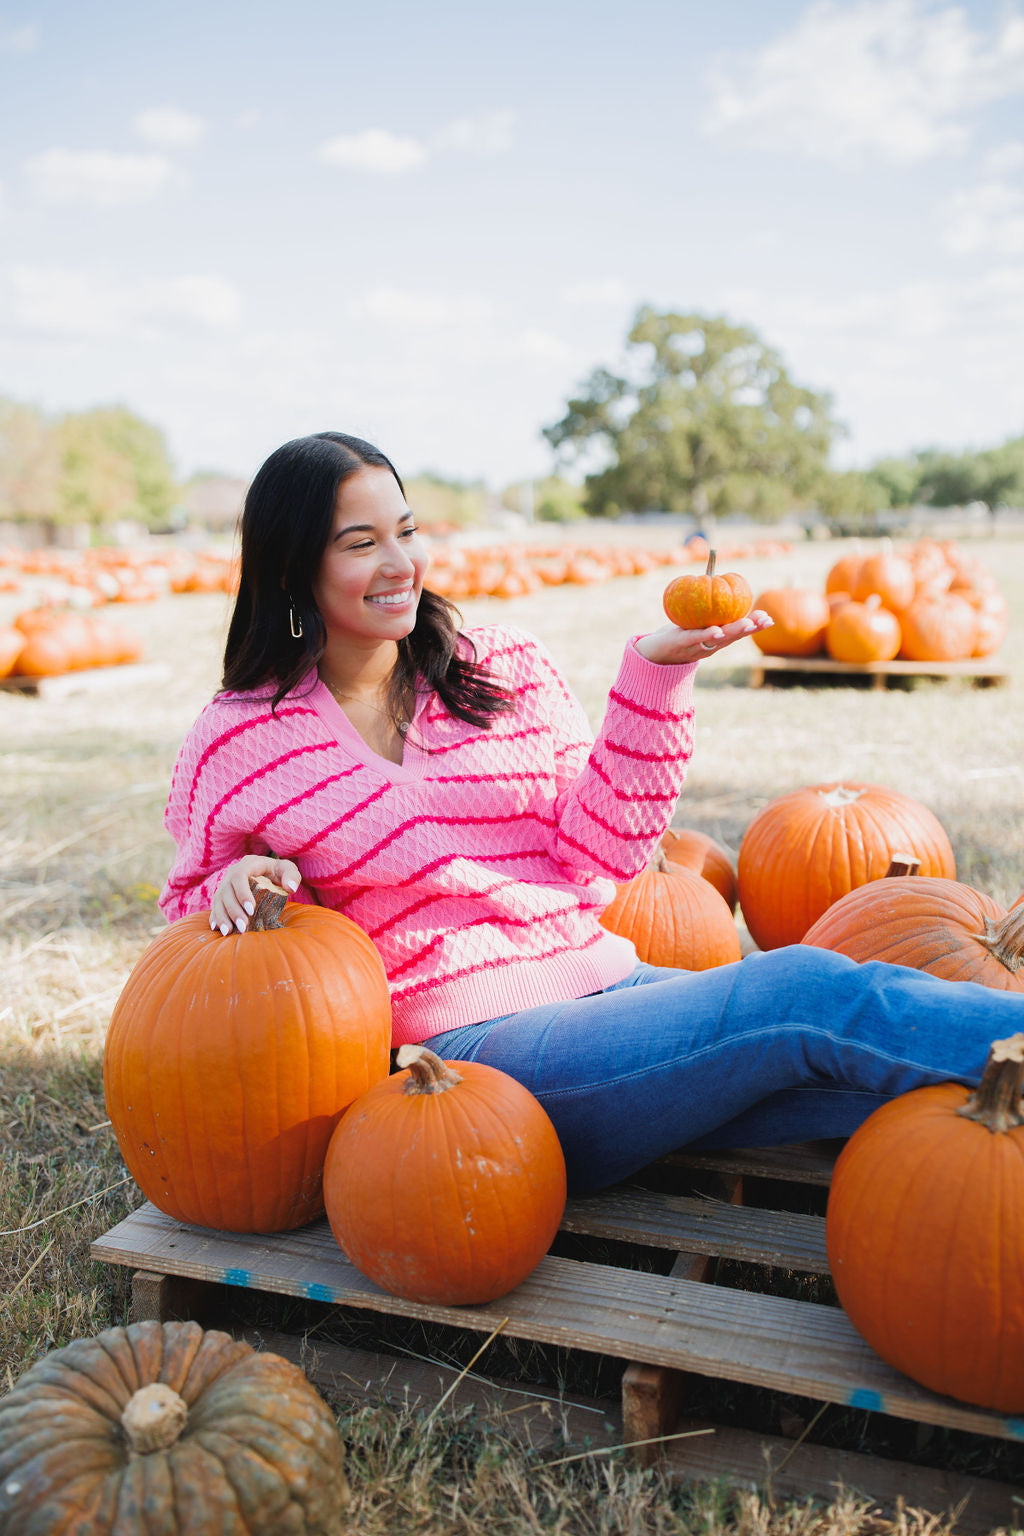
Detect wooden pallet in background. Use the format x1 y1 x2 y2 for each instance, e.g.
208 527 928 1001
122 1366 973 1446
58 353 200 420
91 1144 1024 1533
743 655 1009 690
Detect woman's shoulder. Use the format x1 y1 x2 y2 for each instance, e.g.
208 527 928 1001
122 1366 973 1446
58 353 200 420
180 673 324 749
459 622 552 674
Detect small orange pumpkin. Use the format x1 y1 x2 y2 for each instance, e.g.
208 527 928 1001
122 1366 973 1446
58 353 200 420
750 588 829 658
825 595 901 664
659 827 738 912
663 549 752 629
104 878 392 1233
826 1034 1024 1411
737 782 956 951
323 1045 566 1305
600 856 742 968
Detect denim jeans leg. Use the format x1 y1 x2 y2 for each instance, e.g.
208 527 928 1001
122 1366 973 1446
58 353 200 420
427 947 1022 1193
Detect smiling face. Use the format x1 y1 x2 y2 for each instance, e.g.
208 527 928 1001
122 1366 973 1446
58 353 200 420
312 465 428 655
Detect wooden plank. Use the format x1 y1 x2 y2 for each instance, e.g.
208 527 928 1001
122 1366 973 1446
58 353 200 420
745 655 1008 690
666 1142 840 1187
562 1188 829 1273
0 662 171 699
661 1415 1022 1536
90 1204 1024 1444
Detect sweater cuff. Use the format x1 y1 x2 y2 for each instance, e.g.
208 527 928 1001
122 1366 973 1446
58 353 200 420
613 636 698 714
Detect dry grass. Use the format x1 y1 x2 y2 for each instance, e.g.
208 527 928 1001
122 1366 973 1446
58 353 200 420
1 532 1022 1529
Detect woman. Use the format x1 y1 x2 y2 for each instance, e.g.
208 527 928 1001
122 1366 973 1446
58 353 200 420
161 431 1021 1193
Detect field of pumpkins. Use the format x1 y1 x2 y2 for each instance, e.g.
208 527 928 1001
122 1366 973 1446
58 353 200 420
750 537 1009 664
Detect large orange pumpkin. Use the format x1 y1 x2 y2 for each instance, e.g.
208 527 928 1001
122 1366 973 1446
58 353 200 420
104 879 392 1232
803 876 1024 991
749 588 829 658
851 549 915 612
600 858 742 968
663 549 752 629
826 1034 1024 1412
737 783 956 951
898 593 978 661
825 595 901 664
659 827 738 912
324 1044 566 1305
0 1320 348 1533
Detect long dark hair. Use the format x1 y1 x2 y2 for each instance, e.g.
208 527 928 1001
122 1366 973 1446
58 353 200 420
222 431 516 727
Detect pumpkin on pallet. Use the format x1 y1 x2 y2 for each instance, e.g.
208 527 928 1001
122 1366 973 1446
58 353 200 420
324 1044 566 1305
826 1033 1024 1413
0 1319 348 1534
749 587 830 659
737 783 956 951
600 850 742 968
104 878 392 1233
825 595 901 664
803 872 1024 991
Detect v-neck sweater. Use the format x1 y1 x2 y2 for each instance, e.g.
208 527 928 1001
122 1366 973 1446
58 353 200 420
160 624 697 1044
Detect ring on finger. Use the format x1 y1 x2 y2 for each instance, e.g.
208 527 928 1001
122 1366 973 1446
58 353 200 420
700 640 715 651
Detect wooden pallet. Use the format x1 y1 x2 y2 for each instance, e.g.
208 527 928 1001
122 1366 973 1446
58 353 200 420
0 661 171 699
91 1145 1024 1532
744 655 1009 690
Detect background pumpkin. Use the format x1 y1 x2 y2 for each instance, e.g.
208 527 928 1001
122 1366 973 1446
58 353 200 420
323 1045 567 1306
104 879 392 1233
0 1319 348 1534
659 827 738 912
736 782 956 951
825 1034 1024 1412
600 857 742 968
802 875 1024 991
898 592 978 661
825 595 901 664
749 587 830 658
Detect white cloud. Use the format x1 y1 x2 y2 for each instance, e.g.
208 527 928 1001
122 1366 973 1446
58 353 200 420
943 179 1024 256
352 286 493 329
560 279 632 307
0 23 36 52
702 0 1024 166
24 149 178 206
505 329 574 364
315 129 427 174
431 109 516 156
5 266 243 337
133 107 206 148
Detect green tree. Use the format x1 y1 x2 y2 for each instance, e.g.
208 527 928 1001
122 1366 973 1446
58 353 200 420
54 407 177 529
814 470 888 532
543 308 840 520
0 397 60 525
404 473 485 528
914 438 1024 515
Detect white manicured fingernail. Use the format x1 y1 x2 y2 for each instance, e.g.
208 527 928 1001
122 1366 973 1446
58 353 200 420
285 877 299 891
219 922 231 937
235 916 247 933
243 900 255 915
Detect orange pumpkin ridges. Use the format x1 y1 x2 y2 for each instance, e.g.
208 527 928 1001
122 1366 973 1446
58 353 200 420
663 548 753 629
750 588 829 658
736 782 956 951
802 876 1024 990
600 860 742 968
659 827 738 912
322 1045 567 1306
103 877 393 1233
0 1320 349 1529
825 1033 1024 1412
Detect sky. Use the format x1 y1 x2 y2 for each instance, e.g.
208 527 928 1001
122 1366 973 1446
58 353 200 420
1 0 1023 490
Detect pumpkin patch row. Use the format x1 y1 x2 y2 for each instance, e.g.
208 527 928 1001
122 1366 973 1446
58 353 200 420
752 537 1008 664
0 544 239 606
0 606 144 679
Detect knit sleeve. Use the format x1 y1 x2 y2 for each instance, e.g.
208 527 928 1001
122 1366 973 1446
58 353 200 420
514 631 697 884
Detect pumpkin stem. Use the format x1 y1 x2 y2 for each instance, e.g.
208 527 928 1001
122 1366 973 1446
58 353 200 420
651 846 670 874
706 549 717 579
974 904 1024 975
248 875 289 931
885 853 921 877
956 1034 1024 1134
121 1382 188 1454
395 1043 464 1094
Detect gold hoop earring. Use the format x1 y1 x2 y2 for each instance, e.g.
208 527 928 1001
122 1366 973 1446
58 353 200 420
288 602 303 639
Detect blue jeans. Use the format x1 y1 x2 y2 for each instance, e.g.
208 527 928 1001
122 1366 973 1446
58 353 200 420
426 949 1023 1193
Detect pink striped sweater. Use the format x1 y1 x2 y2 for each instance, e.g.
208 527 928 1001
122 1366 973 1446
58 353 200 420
160 625 697 1045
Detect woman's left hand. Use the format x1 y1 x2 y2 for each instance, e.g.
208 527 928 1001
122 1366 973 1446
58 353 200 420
635 610 774 666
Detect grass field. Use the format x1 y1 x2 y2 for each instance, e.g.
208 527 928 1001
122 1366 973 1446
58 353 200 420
1 530 1022 1532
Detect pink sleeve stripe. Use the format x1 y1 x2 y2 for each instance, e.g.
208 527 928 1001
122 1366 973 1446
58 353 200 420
251 763 362 837
186 707 317 829
289 781 394 857
313 845 554 895
200 741 335 862
571 794 669 845
391 928 605 1002
601 740 687 765
590 757 677 804
607 688 694 723
314 810 559 882
421 769 551 789
556 828 637 880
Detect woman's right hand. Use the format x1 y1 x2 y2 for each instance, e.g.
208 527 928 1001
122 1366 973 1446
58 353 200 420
210 855 301 935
